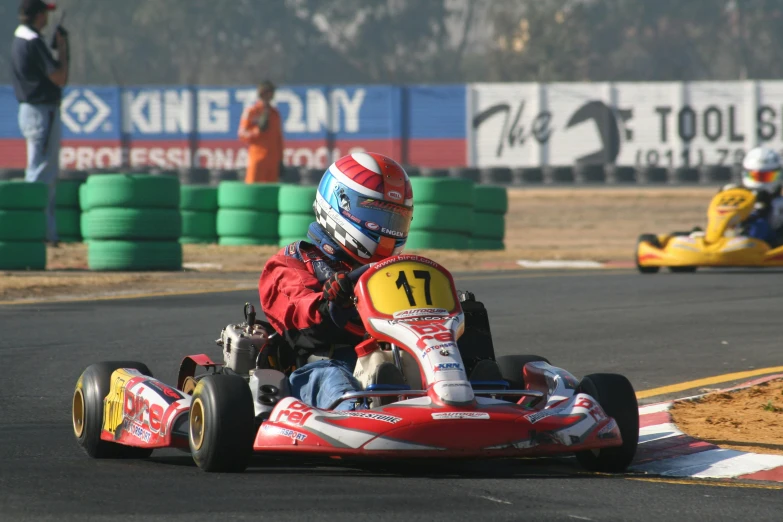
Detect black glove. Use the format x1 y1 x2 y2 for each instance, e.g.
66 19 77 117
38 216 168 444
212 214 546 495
322 272 354 308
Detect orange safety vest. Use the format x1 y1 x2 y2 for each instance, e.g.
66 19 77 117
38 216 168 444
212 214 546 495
238 101 284 183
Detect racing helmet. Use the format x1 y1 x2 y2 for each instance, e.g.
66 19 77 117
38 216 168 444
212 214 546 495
742 147 782 194
313 152 413 264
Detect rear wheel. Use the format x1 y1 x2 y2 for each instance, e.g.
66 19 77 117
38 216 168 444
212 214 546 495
636 234 661 274
574 373 639 473
73 361 154 459
189 374 256 472
495 355 550 390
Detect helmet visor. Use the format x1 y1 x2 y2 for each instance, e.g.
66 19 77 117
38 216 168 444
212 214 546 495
746 169 781 184
332 186 412 239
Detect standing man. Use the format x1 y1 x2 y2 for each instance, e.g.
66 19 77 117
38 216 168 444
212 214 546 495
238 81 284 183
11 0 68 246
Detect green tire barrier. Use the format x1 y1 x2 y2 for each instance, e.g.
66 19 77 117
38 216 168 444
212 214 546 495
82 208 182 240
87 240 182 271
409 204 472 235
0 210 46 241
0 241 46 269
56 180 82 208
182 210 217 239
470 238 505 250
278 185 317 214
60 236 82 244
216 209 277 240
81 174 179 210
404 231 469 250
279 236 306 247
56 208 81 238
218 182 279 211
473 185 508 214
278 213 313 238
181 186 218 211
0 181 47 210
180 236 217 245
472 212 505 240
409 178 473 206
218 236 278 246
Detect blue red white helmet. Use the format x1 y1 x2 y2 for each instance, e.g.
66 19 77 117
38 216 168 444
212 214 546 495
314 152 414 264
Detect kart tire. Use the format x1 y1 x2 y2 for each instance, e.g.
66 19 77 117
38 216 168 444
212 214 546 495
218 236 278 246
0 241 46 270
574 373 639 473
217 181 279 211
179 236 217 244
73 361 154 459
56 180 83 208
278 185 318 214
81 174 180 210
472 212 505 240
81 208 182 240
56 208 81 237
495 355 550 390
216 209 278 238
636 234 660 274
0 181 47 209
278 213 313 238
409 177 474 206
181 210 217 238
409 205 473 235
473 185 508 214
0 210 46 241
180 186 218 211
87 240 182 271
189 373 255 473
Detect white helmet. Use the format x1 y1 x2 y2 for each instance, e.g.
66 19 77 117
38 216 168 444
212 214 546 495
742 147 782 193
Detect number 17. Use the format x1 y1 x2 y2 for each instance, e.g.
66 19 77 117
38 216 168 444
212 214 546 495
395 270 432 307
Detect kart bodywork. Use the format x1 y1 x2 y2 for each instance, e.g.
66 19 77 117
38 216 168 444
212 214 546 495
636 187 783 272
74 255 637 471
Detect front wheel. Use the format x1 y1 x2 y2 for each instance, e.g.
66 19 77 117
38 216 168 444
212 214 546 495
189 374 256 472
635 234 660 274
574 373 639 473
73 361 154 459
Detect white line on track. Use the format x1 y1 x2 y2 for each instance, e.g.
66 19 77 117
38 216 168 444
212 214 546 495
567 516 594 521
474 495 512 505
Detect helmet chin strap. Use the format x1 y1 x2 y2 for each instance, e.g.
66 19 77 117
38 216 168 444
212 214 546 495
306 222 356 265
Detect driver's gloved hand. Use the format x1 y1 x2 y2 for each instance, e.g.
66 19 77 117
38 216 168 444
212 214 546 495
322 272 354 308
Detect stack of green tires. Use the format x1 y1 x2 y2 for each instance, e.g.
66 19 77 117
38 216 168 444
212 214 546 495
180 186 218 244
56 180 83 243
217 182 279 245
406 177 474 250
80 174 182 271
0 181 47 269
278 184 317 246
471 186 508 250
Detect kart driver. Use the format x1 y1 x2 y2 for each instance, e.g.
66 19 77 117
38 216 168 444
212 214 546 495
723 147 783 246
258 152 413 410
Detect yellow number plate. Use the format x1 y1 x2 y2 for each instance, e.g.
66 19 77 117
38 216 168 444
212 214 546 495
366 261 455 316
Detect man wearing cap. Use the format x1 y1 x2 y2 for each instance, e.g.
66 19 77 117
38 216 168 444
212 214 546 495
11 0 68 246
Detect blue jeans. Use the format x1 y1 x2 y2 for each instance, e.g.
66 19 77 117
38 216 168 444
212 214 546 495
289 359 363 411
18 103 60 242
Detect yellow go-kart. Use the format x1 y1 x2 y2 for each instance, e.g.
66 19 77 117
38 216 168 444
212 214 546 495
636 186 783 273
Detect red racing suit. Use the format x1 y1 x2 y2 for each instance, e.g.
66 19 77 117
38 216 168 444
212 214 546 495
258 241 363 353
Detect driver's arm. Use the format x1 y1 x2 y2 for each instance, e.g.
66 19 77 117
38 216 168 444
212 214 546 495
258 254 354 351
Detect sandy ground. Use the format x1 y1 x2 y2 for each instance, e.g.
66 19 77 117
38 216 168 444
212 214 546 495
1 187 717 301
671 378 783 456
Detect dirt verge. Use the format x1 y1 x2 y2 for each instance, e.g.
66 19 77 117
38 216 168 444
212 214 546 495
670 378 783 456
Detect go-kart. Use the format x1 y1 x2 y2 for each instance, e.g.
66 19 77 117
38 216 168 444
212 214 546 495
72 254 639 473
636 186 783 273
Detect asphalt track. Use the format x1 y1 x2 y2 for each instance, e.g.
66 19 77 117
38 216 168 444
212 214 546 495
2 269 783 521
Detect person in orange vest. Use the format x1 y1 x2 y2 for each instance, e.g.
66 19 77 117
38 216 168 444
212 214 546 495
238 81 284 183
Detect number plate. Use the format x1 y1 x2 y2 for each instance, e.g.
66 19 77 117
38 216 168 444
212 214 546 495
366 261 456 316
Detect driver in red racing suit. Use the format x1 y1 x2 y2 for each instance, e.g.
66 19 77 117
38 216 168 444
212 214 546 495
259 152 414 410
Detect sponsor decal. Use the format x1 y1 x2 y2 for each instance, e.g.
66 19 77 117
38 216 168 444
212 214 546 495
274 400 314 427
392 308 448 318
420 342 456 358
338 411 402 424
574 397 606 422
126 421 152 443
441 383 471 389
431 412 490 420
409 321 455 349
597 419 619 438
387 190 402 199
527 407 567 424
381 227 404 237
366 221 380 231
142 380 183 404
124 390 164 432
341 209 362 225
288 243 296 256
434 362 462 373
323 244 336 255
359 198 412 218
262 424 308 441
